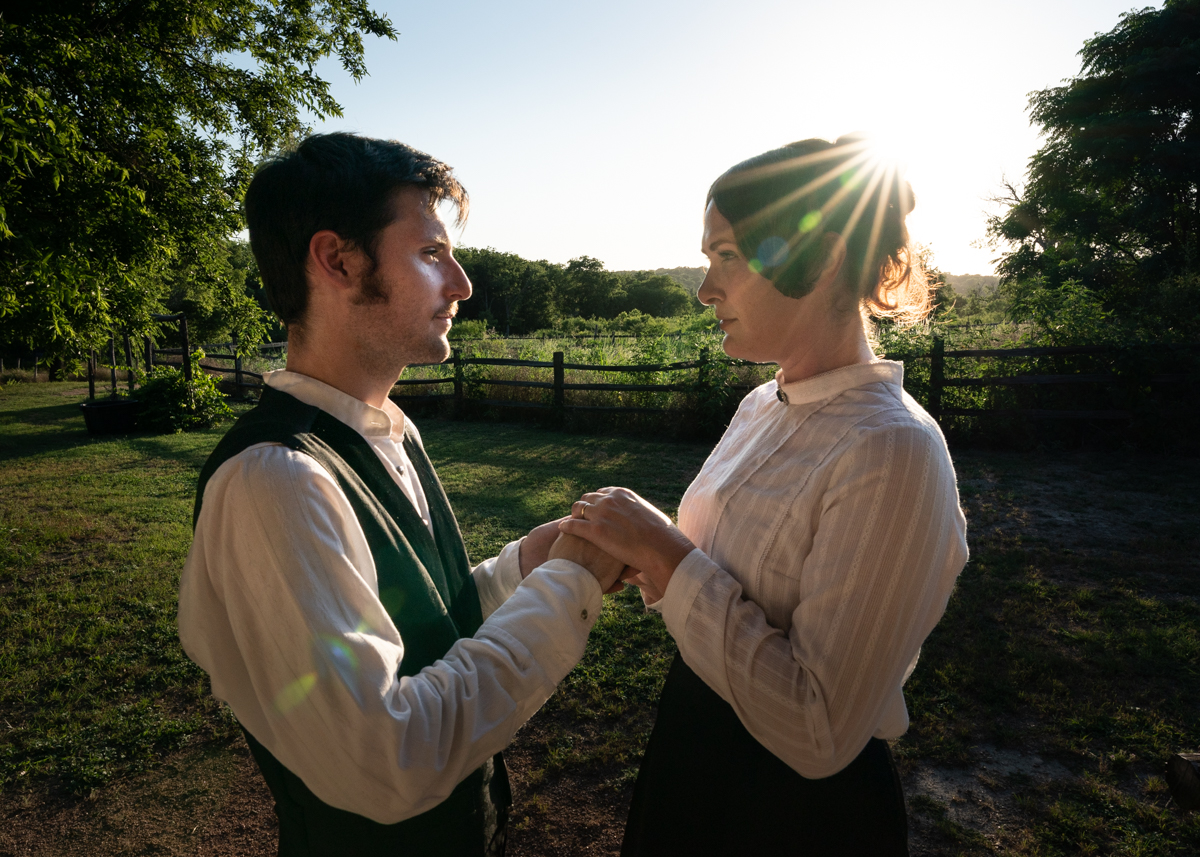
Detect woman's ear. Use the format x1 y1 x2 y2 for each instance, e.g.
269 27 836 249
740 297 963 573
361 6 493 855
816 232 847 286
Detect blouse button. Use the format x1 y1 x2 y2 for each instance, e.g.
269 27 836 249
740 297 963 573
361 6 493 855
580 609 589 621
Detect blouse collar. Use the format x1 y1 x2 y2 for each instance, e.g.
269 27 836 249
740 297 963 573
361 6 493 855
772 360 904 406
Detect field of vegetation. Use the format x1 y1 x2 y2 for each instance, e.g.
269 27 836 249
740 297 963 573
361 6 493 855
2 380 1198 856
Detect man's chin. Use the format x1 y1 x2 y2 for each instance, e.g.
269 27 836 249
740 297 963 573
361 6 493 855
423 336 452 365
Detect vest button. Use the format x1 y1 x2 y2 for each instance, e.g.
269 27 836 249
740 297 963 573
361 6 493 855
580 609 588 621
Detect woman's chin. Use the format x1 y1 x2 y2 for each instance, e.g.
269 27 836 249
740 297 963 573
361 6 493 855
720 336 753 362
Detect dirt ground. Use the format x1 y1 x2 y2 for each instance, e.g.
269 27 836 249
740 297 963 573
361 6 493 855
3 447 1197 855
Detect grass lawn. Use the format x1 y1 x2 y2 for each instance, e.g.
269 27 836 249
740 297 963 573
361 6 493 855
1 380 1199 855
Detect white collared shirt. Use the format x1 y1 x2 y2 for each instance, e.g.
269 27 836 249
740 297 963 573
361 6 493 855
657 360 969 779
263 369 434 537
178 370 603 824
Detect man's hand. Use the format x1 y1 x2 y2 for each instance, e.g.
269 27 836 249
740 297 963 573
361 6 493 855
547 533 627 593
519 517 569 579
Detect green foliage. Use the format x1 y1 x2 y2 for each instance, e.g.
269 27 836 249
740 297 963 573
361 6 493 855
984 0 1200 334
1003 277 1115 347
136 352 233 433
448 319 491 340
455 247 703 336
0 1 395 360
160 240 271 356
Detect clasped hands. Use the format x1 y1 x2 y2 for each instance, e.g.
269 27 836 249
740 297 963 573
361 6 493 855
518 487 696 602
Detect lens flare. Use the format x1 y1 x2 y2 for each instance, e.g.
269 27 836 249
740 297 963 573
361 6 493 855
756 236 789 267
798 211 822 234
274 672 317 713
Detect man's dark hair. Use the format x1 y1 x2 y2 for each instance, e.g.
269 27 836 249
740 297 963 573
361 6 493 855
244 133 468 327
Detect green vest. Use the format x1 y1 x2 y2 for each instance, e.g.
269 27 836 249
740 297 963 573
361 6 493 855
194 386 511 857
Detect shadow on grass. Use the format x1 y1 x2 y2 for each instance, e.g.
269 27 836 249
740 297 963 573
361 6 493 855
0 400 95 461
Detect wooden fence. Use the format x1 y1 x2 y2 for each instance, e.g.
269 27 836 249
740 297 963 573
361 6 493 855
91 320 1197 426
923 338 1196 422
390 339 1196 423
390 350 728 415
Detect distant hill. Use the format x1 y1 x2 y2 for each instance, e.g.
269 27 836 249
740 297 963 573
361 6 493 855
946 273 1000 294
616 266 708 296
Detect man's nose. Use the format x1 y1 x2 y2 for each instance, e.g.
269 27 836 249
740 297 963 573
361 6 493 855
447 259 472 301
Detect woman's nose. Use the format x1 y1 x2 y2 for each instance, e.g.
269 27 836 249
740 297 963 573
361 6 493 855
697 271 720 306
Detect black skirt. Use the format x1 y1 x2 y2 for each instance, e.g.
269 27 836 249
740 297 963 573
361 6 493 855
622 655 908 857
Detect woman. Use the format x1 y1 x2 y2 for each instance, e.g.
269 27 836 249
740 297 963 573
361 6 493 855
560 136 969 856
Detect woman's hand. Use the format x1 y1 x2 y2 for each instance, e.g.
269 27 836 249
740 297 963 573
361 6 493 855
558 487 695 599
625 568 665 605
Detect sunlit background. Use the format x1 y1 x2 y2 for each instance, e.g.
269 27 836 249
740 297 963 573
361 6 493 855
302 0 1163 276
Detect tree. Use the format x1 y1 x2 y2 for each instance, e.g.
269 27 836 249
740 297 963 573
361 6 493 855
455 247 564 335
985 0 1200 329
0 0 395 361
619 273 696 318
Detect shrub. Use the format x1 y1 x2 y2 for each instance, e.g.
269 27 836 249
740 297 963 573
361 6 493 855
448 319 491 340
137 350 233 433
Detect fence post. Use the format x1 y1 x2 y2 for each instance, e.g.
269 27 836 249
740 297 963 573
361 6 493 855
87 348 96 400
233 332 243 392
180 316 192 383
123 334 135 393
553 351 565 410
452 349 464 415
109 335 118 395
929 335 945 421
145 335 153 371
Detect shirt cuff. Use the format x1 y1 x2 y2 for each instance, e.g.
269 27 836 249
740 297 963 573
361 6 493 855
471 539 524 620
659 548 719 642
484 558 602 681
531 558 604 625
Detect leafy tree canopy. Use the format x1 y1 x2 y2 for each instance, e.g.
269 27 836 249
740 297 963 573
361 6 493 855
454 247 702 336
986 0 1200 333
0 0 395 360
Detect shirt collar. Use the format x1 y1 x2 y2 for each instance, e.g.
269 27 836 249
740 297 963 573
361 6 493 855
772 360 904 406
263 369 406 440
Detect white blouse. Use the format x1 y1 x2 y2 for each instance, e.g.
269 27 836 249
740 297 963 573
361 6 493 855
658 360 969 779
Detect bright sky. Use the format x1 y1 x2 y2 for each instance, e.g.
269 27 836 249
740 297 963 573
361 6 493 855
304 0 1161 276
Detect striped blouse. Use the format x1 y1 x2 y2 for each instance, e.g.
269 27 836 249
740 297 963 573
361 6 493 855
658 359 969 779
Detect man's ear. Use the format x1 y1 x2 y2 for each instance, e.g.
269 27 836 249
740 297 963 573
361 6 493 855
307 230 364 294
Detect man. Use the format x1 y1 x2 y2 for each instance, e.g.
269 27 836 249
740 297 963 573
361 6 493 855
178 133 625 857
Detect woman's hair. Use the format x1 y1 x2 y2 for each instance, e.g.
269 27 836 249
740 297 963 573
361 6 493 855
708 134 931 323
